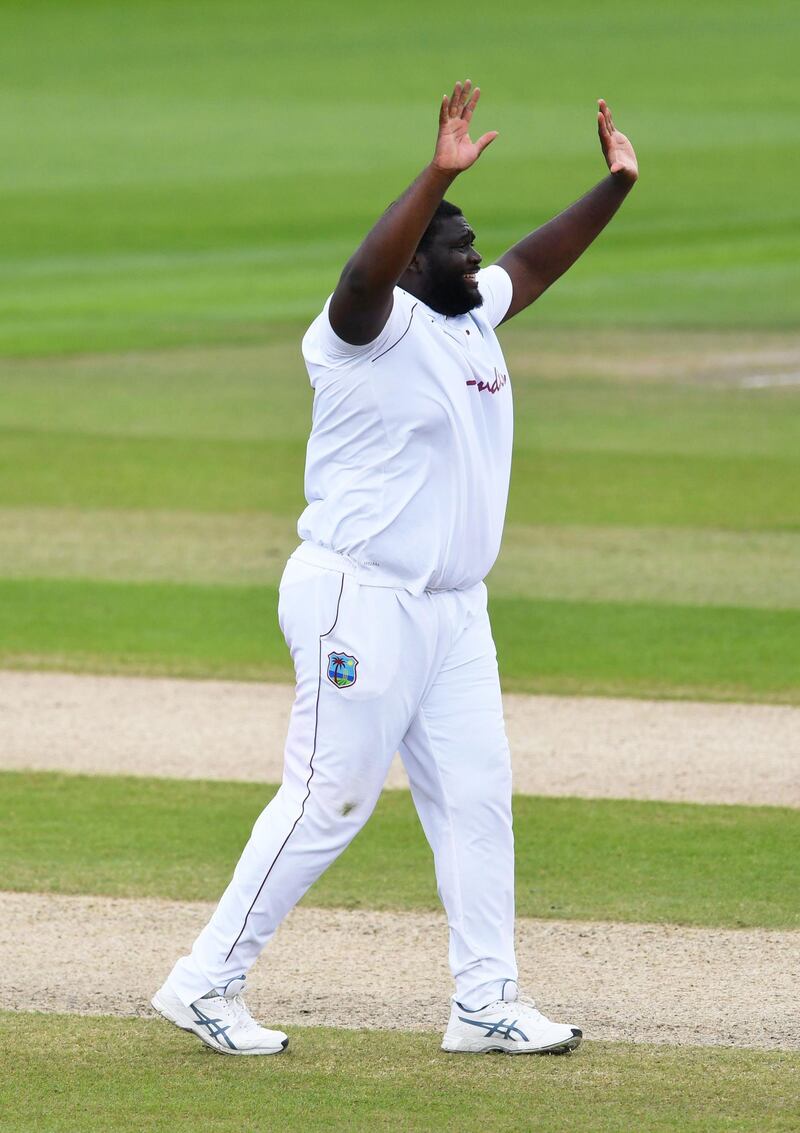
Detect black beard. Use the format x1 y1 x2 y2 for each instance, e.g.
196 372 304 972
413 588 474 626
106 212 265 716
425 270 484 317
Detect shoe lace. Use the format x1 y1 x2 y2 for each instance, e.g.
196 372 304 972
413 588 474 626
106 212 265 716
229 994 263 1035
505 994 546 1023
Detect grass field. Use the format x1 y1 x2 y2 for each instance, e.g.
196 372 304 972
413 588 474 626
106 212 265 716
2 1 799 1129
1 1 799 700
2 1016 797 1133
1 1 799 354
2 334 799 699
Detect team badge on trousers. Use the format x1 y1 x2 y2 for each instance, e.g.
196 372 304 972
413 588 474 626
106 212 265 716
327 652 358 689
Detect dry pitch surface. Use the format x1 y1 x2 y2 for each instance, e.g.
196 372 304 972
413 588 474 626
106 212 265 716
2 671 798 806
2 892 797 1050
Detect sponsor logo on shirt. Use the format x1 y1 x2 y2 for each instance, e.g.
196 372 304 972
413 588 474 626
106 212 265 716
466 368 508 395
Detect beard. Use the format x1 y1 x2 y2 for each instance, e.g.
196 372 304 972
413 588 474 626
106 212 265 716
426 268 484 317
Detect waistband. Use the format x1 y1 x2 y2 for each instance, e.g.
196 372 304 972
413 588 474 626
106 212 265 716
289 541 418 592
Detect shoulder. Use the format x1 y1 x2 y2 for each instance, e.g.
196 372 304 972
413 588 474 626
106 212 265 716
476 265 514 329
303 287 418 370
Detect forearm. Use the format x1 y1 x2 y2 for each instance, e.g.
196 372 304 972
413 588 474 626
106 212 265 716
499 172 635 316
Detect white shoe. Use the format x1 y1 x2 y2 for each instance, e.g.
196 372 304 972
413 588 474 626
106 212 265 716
442 982 582 1055
151 976 288 1056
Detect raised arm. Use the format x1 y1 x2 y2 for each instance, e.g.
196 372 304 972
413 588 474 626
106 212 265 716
497 100 638 322
329 81 498 345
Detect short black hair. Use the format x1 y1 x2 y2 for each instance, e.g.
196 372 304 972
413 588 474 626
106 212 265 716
416 199 463 253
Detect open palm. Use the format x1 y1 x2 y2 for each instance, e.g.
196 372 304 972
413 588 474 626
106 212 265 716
433 80 498 175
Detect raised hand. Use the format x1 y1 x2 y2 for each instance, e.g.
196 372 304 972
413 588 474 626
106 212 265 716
432 80 498 176
597 99 638 184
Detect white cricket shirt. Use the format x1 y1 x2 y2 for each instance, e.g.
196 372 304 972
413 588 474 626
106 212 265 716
297 264 514 595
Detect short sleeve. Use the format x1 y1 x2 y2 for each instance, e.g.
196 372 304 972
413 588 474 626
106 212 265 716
476 264 514 329
302 289 414 372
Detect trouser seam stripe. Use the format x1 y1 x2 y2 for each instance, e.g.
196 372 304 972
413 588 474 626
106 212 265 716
223 572 345 963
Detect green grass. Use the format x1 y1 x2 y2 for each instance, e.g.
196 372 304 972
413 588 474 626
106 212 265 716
2 3 800 703
507 449 800 529
1 2 799 354
492 525 800 610
4 509 799 610
4 430 799 530
2 337 799 527
0 579 290 681
3 772 798 928
0 431 305 514
490 596 800 700
1 1014 797 1133
3 578 800 701
4 334 800 459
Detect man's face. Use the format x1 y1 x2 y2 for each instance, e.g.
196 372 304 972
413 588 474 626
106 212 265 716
418 214 483 316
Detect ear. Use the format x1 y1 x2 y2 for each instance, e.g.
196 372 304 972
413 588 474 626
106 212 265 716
406 252 424 275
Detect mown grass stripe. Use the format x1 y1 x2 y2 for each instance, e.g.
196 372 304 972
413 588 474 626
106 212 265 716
490 595 800 699
2 577 799 701
0 431 306 515
507 449 800 530
3 430 798 528
3 772 797 929
3 508 800 611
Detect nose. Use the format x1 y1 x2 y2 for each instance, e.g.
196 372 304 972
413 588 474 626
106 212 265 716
469 247 482 266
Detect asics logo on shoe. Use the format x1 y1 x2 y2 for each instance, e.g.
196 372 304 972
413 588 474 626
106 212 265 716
191 1003 238 1050
458 1015 529 1042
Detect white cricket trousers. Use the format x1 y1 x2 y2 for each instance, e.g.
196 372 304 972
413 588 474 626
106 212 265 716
168 549 518 1010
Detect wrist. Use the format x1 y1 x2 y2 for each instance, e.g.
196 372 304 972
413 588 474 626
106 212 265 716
611 167 638 189
427 161 459 186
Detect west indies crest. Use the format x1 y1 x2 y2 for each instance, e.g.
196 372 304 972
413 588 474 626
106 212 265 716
327 652 358 689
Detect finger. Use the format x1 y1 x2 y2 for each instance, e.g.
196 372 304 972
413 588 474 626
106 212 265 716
439 94 451 127
598 98 614 133
449 81 462 117
462 84 481 122
453 79 471 118
475 130 499 155
597 110 610 143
